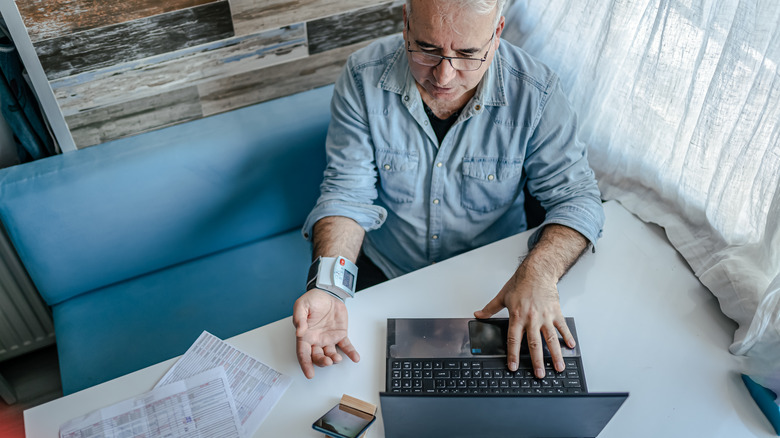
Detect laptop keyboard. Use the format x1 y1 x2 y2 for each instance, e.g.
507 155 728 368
387 357 587 395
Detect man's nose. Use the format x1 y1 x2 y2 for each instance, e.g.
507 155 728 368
432 59 456 86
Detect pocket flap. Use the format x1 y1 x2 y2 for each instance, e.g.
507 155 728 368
376 148 419 172
462 157 523 181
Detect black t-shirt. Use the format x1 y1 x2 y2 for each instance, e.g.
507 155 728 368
424 103 461 144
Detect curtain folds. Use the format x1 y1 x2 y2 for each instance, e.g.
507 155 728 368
0 19 56 164
503 0 779 369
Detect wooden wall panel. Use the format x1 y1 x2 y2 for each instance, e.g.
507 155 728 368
307 1 404 55
198 41 373 117
229 0 389 36
16 0 403 149
34 1 235 80
52 25 307 117
65 41 373 149
17 0 219 43
66 87 203 148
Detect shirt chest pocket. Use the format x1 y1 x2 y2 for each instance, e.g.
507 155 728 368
461 157 524 212
376 148 419 203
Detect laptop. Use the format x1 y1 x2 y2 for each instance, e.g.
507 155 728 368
379 318 628 438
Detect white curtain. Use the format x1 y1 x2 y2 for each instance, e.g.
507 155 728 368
503 0 779 380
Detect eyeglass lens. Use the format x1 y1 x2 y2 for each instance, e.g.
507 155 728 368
409 52 483 71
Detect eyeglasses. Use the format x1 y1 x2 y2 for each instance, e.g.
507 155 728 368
406 31 495 72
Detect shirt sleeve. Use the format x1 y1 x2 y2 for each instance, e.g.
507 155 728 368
524 74 605 248
302 59 388 241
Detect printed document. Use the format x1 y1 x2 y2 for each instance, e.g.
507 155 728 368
59 367 242 438
155 331 292 437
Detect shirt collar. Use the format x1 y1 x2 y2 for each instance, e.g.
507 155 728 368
378 39 508 108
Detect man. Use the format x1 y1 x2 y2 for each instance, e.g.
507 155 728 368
294 0 604 381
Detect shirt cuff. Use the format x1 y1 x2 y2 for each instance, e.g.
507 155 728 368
527 203 604 250
302 200 388 240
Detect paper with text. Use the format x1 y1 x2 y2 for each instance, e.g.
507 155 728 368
59 367 242 438
155 331 292 437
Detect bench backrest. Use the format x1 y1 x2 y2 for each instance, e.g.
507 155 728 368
0 85 333 306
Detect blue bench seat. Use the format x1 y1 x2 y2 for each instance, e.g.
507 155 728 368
0 85 334 394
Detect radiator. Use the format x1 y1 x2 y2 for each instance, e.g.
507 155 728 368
0 224 55 363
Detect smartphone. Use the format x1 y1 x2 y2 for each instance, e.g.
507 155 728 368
312 403 376 438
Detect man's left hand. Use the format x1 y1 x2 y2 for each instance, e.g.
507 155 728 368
474 271 575 379
474 224 588 379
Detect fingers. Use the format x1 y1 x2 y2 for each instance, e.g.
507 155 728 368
549 318 574 373
505 319 525 372
474 295 505 319
296 339 359 380
293 297 315 378
311 345 333 367
296 338 315 379
526 329 546 379
508 317 568 377
323 345 343 364
554 317 576 349
542 324 565 373
337 337 361 364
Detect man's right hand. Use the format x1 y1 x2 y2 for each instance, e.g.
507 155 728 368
293 288 360 379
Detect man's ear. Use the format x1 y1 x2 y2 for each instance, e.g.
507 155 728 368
495 15 505 48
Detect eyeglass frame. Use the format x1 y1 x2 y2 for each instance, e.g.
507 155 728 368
405 27 496 72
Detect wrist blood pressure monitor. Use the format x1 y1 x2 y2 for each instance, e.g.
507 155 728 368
306 256 358 302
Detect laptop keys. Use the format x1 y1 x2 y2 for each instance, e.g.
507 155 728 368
389 358 587 394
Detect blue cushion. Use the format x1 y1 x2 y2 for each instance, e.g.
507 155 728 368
53 229 311 395
0 85 332 305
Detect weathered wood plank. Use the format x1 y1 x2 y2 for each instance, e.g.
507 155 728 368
65 39 377 147
307 1 403 55
52 25 307 117
229 0 387 36
34 1 235 80
66 87 203 149
17 0 219 43
198 40 372 116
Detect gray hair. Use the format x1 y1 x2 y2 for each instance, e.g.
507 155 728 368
405 0 507 29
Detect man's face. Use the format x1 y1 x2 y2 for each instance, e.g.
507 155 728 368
403 0 505 105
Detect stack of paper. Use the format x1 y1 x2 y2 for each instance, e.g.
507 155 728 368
59 331 292 438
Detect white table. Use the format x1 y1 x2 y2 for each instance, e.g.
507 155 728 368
25 201 774 437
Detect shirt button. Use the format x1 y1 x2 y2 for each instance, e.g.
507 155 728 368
433 199 439 205
487 174 495 181
474 104 482 111
436 162 443 168
384 164 391 170
404 95 410 101
432 234 439 240
424 120 429 125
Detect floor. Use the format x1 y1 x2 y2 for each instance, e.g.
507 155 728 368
0 346 63 438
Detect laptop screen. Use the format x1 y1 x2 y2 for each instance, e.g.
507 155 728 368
379 392 628 438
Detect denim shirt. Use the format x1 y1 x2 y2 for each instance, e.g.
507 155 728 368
303 35 604 279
